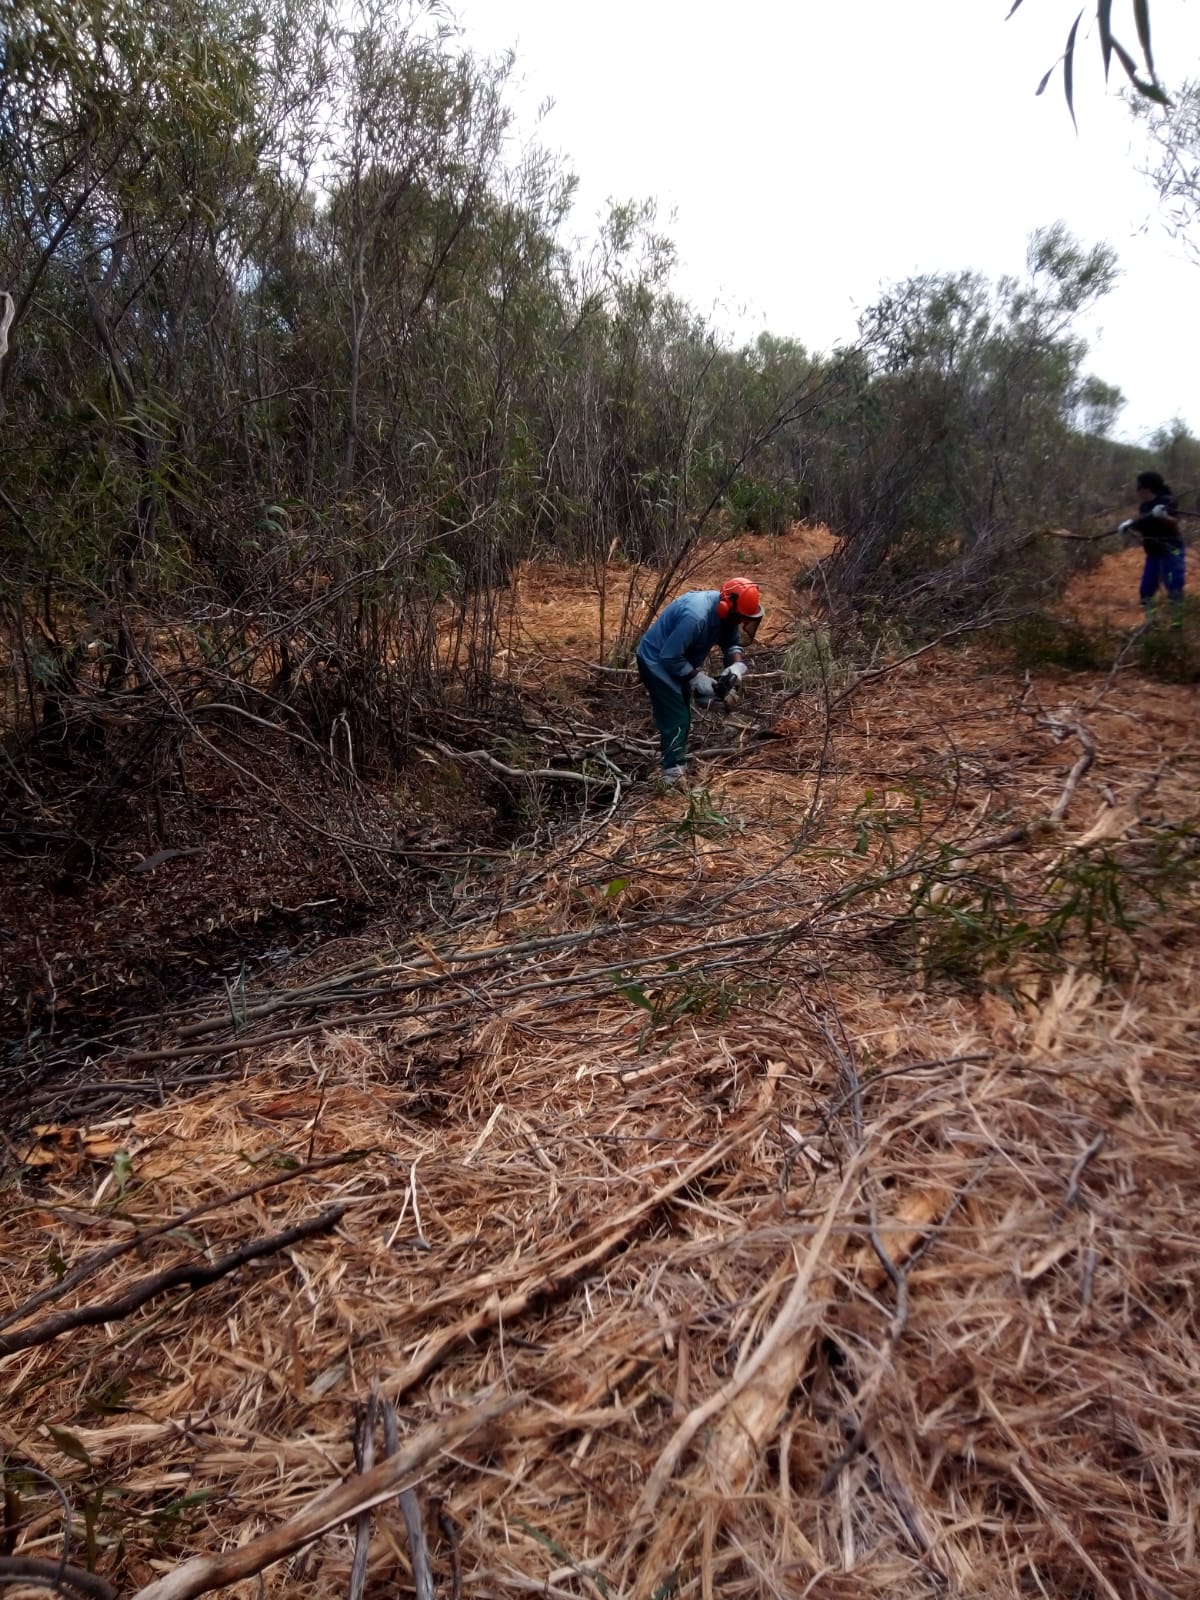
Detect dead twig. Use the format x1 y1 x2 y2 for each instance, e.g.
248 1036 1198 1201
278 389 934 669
348 1387 378 1600
429 740 623 790
817 1171 985 1498
1044 718 1096 825
383 1400 435 1600
0 1205 346 1357
436 1502 462 1600
127 1393 521 1600
1061 1130 1106 1215
0 1151 365 1335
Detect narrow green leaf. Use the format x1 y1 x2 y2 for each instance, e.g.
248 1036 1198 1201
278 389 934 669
167 1227 203 1249
1110 35 1140 81
158 1490 216 1515
112 1148 133 1194
1098 0 1114 79
47 1426 93 1466
1063 9 1084 130
511 1518 610 1596
1133 76 1171 105
1133 0 1154 77
616 981 654 1013
604 877 629 898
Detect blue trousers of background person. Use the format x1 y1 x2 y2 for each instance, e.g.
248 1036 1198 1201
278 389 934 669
1140 549 1186 609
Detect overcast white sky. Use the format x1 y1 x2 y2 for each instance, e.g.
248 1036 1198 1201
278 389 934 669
457 0 1199 444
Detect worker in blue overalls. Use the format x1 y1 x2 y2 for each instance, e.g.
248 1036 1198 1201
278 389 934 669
635 578 764 784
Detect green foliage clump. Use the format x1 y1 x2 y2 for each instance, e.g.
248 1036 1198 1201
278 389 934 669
722 474 800 536
780 627 847 693
780 616 911 694
908 822 1200 991
1001 603 1200 684
1003 612 1118 674
1132 599 1200 683
802 224 1156 628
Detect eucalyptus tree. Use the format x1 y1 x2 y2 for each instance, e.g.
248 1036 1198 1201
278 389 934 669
1132 76 1200 260
814 225 1119 619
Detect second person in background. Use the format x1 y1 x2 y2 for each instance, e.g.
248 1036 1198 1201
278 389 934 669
1119 470 1185 616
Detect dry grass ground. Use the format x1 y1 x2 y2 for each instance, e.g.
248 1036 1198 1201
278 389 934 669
1063 544 1154 630
1 535 1197 1599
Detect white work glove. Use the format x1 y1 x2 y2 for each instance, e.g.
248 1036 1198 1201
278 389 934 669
1117 520 1134 536
690 670 715 706
1151 503 1174 519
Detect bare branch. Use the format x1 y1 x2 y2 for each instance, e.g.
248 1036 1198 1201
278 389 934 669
0 1207 347 1357
128 1394 522 1600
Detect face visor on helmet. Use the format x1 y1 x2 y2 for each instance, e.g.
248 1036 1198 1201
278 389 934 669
720 579 764 642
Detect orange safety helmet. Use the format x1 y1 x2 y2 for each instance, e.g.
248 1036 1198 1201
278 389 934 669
716 578 764 621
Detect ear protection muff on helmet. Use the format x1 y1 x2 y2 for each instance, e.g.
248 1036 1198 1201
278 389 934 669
716 579 764 620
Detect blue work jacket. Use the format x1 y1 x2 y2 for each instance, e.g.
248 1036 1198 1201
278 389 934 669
636 591 746 691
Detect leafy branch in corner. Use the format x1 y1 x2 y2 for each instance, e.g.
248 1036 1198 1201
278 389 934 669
1009 0 1170 126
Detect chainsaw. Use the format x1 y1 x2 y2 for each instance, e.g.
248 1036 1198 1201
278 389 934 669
712 661 748 706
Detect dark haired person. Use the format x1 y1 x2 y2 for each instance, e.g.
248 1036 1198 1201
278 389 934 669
1118 470 1185 615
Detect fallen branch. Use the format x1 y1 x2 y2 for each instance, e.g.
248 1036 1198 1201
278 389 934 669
128 1393 521 1600
430 740 623 789
384 1399 435 1600
0 1151 365 1336
0 1206 346 1357
1088 618 1153 706
1044 716 1096 825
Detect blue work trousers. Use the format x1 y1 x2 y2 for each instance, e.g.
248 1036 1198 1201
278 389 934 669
1140 549 1186 605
